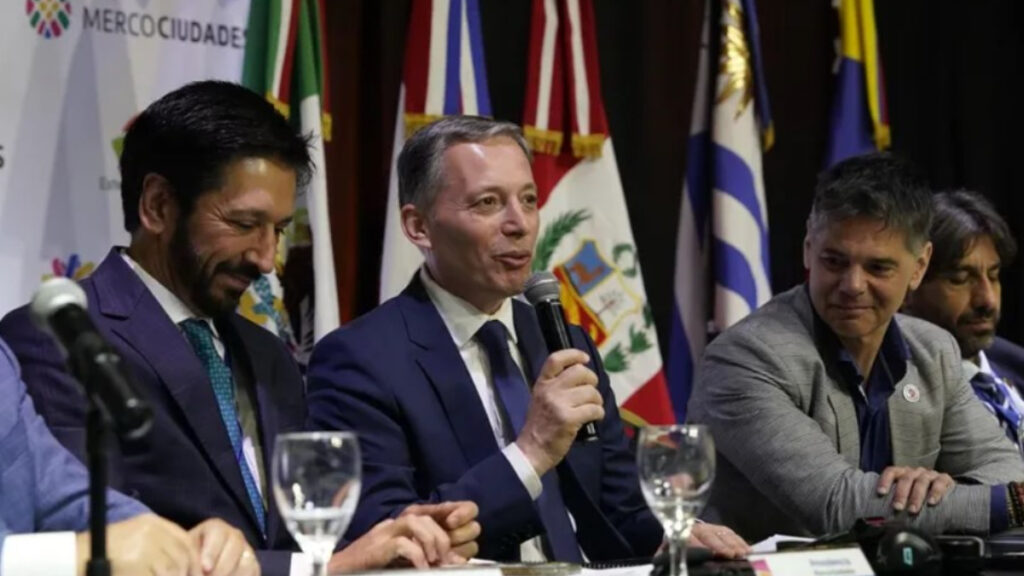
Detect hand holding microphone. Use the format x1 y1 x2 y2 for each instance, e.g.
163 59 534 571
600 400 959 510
514 272 604 477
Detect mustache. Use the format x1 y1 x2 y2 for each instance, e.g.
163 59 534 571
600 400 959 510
216 262 262 282
959 307 998 325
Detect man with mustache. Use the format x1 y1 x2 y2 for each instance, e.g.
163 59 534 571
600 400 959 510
688 153 1024 543
305 116 748 563
0 81 479 575
904 191 1024 454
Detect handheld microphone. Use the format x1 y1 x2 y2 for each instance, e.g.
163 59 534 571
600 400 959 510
524 271 599 443
30 277 153 440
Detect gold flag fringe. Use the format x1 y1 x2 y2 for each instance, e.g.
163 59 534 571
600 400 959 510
571 132 605 159
524 126 564 156
404 113 443 139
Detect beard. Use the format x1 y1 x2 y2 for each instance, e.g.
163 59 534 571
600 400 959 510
955 306 1000 360
169 224 261 318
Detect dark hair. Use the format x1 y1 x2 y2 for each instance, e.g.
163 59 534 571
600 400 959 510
923 190 1018 280
119 80 312 233
808 152 933 251
397 115 531 210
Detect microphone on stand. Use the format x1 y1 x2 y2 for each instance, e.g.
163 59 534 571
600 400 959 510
30 277 152 440
524 271 599 443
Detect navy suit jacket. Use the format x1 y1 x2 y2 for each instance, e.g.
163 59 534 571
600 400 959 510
988 336 1024 395
0 250 306 576
306 276 662 561
0 336 144 560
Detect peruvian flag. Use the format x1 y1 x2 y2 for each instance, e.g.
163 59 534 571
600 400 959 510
524 0 674 426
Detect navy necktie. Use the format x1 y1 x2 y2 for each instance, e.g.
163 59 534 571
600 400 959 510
971 371 1024 450
180 319 267 534
475 320 582 562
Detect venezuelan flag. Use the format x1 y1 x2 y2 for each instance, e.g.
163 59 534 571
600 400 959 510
825 0 889 167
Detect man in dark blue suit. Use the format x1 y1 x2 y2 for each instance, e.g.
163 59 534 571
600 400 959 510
306 116 748 562
1 335 259 576
905 190 1024 453
0 81 478 576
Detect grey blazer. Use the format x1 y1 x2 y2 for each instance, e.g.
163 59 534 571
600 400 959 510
687 286 1024 542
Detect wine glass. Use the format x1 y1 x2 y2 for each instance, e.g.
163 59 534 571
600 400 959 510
273 431 362 576
637 425 715 576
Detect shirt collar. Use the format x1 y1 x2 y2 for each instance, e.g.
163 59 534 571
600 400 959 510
419 267 517 349
120 250 221 339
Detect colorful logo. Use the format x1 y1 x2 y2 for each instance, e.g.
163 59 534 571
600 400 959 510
45 254 95 282
26 1 72 39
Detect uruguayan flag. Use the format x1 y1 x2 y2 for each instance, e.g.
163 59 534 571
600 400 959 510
667 0 773 421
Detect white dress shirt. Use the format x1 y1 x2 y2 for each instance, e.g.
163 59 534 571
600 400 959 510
419 269 553 561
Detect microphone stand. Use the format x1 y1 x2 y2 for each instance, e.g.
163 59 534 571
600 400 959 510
86 402 111 576
68 348 114 576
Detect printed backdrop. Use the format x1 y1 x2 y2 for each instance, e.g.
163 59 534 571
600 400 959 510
0 0 251 314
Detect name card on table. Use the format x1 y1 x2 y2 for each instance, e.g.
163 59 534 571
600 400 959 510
748 547 874 576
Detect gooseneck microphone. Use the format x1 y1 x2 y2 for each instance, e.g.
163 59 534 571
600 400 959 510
30 277 153 440
524 271 599 443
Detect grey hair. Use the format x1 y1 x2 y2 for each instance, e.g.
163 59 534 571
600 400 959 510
397 115 532 211
808 152 933 252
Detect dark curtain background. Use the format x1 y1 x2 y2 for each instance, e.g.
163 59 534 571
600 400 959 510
323 0 1024 356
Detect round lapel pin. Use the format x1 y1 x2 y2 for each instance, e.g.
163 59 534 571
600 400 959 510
903 383 921 403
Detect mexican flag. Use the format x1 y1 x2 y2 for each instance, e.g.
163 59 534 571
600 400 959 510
241 0 338 363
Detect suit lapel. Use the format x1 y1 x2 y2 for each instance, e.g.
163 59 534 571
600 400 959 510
399 277 500 466
90 250 262 535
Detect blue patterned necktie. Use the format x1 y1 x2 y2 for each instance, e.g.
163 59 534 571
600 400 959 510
971 371 1024 450
475 320 582 562
180 319 267 534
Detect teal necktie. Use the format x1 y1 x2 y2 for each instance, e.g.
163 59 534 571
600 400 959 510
180 319 267 534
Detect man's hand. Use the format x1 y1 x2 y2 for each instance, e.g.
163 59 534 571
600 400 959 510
401 501 481 561
688 523 750 559
326 514 456 572
77 513 201 576
515 349 604 476
877 466 955 514
188 518 260 576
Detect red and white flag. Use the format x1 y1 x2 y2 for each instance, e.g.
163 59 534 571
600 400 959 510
524 0 674 426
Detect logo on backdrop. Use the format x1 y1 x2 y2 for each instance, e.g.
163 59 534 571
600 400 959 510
0 144 5 170
26 0 72 39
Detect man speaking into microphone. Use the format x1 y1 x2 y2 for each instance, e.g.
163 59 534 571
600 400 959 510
306 116 747 562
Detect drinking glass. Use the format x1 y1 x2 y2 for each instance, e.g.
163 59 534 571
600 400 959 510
637 425 716 576
273 431 361 576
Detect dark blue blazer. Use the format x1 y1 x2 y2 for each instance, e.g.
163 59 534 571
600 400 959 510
1 337 144 551
988 336 1024 396
306 276 662 561
0 249 306 576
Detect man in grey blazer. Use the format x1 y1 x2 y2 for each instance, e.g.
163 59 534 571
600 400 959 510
688 153 1024 543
